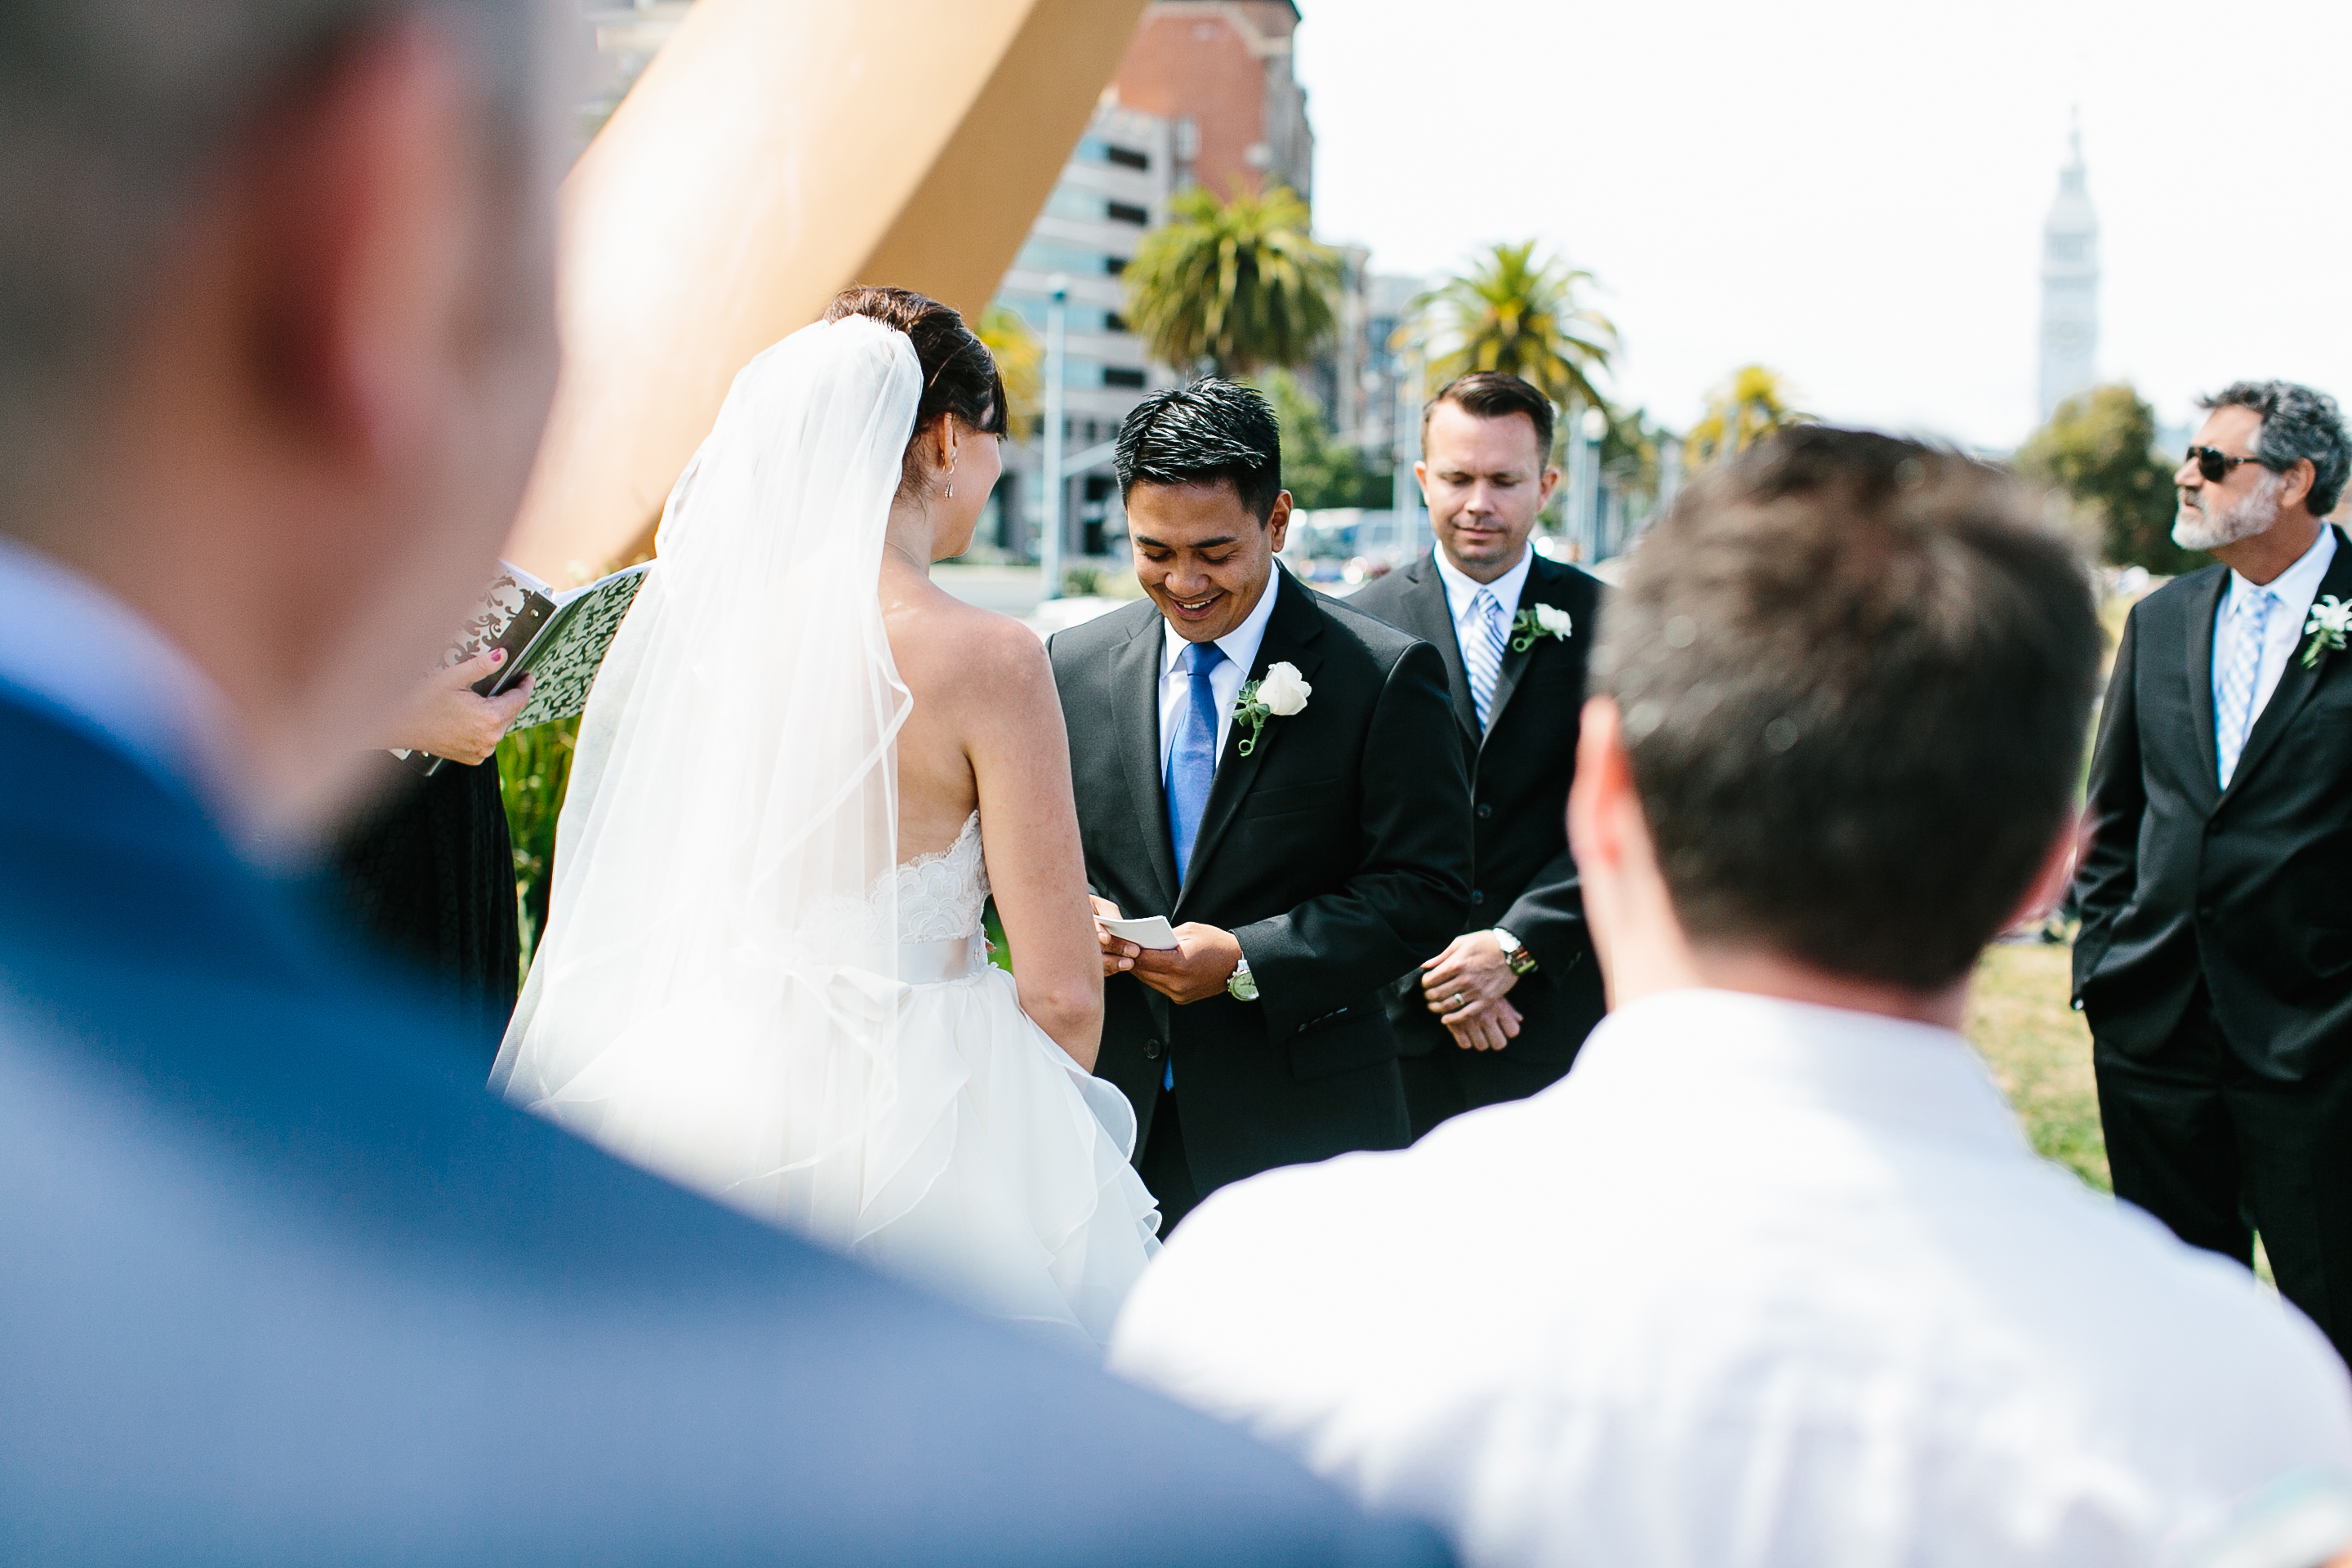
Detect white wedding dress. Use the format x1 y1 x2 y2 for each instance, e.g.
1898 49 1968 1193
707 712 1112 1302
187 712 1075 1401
491 317 1158 1352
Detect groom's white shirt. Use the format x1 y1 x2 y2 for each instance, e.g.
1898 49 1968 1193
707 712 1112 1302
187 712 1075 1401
1111 987 2352 1568
1157 565 1281 771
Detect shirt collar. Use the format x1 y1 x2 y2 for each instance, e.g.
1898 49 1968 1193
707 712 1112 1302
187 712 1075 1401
2227 521 2336 622
1432 543 1536 626
1162 564 1283 678
1562 987 2029 1156
0 532 240 813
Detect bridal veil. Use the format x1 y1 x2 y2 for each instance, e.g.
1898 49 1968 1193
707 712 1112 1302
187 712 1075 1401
493 316 927 1237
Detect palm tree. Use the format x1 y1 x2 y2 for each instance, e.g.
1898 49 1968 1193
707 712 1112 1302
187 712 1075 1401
1682 364 1812 470
976 304 1042 438
1410 241 1617 412
1124 183 1343 379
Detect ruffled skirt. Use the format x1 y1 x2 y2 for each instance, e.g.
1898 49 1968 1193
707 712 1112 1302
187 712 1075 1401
505 941 1160 1353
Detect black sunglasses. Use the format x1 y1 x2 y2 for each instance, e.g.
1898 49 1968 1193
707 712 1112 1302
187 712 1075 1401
2185 445 2269 483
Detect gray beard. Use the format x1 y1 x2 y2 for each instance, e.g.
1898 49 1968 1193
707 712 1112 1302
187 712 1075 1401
2175 470 2283 550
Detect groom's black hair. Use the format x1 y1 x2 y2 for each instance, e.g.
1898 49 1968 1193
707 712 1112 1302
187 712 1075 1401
1114 380 1285 522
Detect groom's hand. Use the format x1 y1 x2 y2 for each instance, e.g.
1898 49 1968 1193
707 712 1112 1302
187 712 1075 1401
1131 924 1245 1006
1092 896 1143 976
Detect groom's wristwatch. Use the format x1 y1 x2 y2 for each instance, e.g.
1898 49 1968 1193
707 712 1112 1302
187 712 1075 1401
1493 927 1539 977
1226 956 1258 1002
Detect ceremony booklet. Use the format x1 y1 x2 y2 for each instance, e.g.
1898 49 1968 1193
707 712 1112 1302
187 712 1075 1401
401 559 652 775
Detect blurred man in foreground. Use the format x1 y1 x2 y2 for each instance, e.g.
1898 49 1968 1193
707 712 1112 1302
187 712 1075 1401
0 3 1447 1562
2074 381 2352 1367
1112 429 2352 1567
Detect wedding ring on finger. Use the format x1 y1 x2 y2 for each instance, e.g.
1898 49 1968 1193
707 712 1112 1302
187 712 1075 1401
1450 991 1467 1011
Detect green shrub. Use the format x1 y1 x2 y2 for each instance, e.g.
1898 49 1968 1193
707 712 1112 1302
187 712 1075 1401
497 715 579 975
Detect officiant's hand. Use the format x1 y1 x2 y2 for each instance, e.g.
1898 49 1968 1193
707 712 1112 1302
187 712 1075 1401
1421 929 1520 1022
1092 896 1142 976
387 649 533 765
1131 924 1246 1006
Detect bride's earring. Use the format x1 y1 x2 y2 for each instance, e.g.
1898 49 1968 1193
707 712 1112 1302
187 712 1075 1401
946 460 956 500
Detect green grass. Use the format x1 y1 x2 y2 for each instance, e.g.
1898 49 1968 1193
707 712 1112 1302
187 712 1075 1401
1967 940 2276 1286
1965 942 2109 1190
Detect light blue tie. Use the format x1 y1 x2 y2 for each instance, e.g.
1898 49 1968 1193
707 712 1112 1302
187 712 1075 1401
2215 586 2277 788
1463 588 1508 731
1166 640 1227 887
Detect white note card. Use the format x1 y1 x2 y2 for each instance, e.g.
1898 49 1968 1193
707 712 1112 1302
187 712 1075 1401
1099 915 1178 950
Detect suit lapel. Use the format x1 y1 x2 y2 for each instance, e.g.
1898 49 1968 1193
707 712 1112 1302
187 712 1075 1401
2183 566 2225 804
1481 555 1568 743
2221 527 2352 802
1109 607 1180 911
1173 568 1325 919
1396 554 1477 741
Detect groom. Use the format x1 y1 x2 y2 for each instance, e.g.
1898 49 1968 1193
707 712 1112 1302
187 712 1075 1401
1050 381 1472 1231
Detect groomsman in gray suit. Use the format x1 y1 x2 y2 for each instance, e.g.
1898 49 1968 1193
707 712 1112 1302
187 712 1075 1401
1350 373 1608 1138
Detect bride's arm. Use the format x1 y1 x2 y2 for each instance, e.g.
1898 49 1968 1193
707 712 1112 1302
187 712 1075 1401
964 621 1105 1071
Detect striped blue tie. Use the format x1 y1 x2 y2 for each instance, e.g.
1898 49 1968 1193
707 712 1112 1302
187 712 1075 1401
2215 586 2276 788
1166 640 1227 886
1463 588 1508 731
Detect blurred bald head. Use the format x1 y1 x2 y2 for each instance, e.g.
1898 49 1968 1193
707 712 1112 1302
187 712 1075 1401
0 0 567 844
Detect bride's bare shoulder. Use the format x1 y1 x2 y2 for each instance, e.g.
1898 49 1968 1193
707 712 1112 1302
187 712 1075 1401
891 583 1055 709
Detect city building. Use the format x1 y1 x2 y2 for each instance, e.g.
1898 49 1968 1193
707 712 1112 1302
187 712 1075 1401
987 0 1321 568
989 101 1178 562
578 0 689 144
2038 118 2100 421
1111 2 1312 204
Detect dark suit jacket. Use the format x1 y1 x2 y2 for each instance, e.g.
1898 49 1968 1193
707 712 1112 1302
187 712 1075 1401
2074 528 2352 1081
1348 550 1607 1066
0 684 1450 1566
1048 568 1473 1195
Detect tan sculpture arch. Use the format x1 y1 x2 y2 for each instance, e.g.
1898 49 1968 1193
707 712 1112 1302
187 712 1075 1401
506 0 1151 578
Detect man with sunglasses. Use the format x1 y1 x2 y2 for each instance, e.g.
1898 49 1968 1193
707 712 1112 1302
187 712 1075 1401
2076 379 2352 1365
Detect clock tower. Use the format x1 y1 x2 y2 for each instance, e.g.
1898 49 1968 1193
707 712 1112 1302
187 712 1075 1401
2038 117 2100 421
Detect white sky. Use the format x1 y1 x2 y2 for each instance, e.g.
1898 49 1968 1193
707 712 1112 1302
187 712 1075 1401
1294 0 2352 451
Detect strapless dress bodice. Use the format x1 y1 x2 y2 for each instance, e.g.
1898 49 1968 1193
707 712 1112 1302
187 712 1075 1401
896 811 987 944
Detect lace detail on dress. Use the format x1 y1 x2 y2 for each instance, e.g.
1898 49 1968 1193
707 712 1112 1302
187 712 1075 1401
894 810 987 942
788 811 987 951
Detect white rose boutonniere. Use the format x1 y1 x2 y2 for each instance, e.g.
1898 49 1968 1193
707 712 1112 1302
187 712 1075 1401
1233 661 1312 755
2305 595 2352 669
1510 604 1573 653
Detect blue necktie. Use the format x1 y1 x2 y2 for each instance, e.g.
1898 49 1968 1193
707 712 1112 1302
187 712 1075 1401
1166 639 1227 888
1463 587 1508 731
2215 585 2277 788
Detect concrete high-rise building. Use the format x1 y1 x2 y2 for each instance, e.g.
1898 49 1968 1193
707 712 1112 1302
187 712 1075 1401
577 0 689 142
2038 119 2100 422
987 1 1324 564
991 100 1179 561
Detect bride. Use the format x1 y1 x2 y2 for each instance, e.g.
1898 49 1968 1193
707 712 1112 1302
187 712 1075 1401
492 289 1159 1349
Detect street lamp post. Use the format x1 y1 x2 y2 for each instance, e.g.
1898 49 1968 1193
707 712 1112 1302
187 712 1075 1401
1392 345 1423 560
1041 276 1069 601
1579 403 1608 559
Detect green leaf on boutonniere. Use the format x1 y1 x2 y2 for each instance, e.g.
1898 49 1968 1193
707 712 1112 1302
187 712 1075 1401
1509 604 1574 653
1232 660 1312 756
2304 595 2352 669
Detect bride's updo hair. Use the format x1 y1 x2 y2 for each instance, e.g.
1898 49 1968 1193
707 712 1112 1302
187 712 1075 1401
826 287 1009 497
